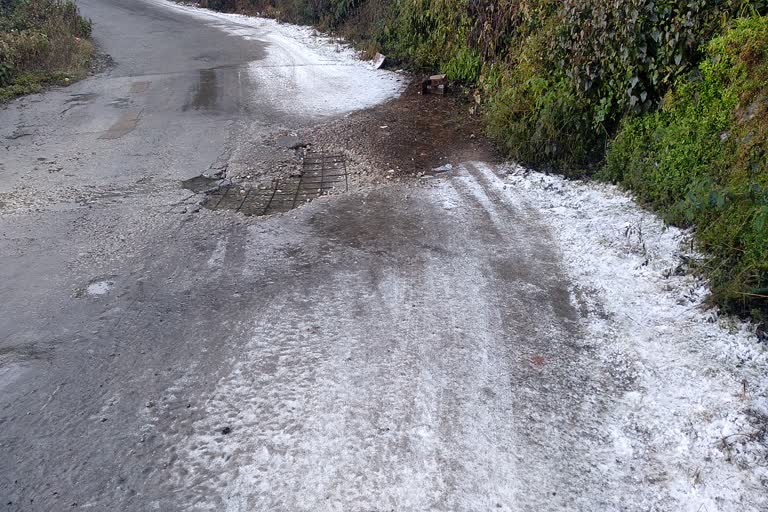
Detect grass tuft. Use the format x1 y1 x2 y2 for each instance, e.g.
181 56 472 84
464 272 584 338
0 0 94 101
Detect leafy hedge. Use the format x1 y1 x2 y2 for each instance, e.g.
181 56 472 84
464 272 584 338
480 0 768 169
602 16 768 313
0 0 93 100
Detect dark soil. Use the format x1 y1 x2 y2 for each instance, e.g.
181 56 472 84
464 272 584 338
304 81 498 178
89 50 115 76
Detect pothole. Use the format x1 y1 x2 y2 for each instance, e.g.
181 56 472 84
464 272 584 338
200 152 348 217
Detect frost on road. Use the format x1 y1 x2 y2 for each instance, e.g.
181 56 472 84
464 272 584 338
1 0 766 510
153 164 767 511
151 0 404 118
504 166 768 510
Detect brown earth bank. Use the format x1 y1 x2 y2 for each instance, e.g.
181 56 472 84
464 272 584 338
304 82 498 179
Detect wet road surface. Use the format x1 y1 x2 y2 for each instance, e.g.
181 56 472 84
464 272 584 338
1 1 617 510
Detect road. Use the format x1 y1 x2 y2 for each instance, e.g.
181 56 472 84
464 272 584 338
1 1 764 511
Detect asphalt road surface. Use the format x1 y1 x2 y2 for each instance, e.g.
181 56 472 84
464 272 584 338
0 1 694 510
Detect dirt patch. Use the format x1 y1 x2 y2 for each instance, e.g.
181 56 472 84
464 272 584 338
302 81 497 179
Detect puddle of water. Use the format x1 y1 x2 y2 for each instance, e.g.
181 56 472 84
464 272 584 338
86 280 113 296
181 175 220 194
183 69 218 111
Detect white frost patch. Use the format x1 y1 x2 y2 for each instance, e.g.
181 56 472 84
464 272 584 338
206 238 227 269
148 0 404 117
502 163 768 510
86 280 113 296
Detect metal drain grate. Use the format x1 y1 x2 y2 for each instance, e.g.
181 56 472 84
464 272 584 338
301 153 348 194
204 152 348 216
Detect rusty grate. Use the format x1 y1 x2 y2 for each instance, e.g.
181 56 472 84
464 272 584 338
203 152 348 216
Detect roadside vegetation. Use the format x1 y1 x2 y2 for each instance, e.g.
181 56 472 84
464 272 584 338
0 0 93 102
189 0 768 318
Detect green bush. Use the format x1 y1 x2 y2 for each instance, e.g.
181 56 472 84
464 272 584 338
478 0 768 171
0 0 93 100
483 24 598 170
0 0 92 99
382 0 482 79
602 15 768 313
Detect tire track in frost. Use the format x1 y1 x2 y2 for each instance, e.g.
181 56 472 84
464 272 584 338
156 166 614 510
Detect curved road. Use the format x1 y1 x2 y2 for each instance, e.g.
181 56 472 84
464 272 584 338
1 1 622 510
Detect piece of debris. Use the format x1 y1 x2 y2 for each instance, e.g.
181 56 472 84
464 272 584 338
372 53 386 70
432 163 453 173
421 74 448 95
221 426 232 435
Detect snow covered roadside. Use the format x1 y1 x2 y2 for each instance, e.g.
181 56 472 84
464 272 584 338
502 164 768 510
147 0 404 118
